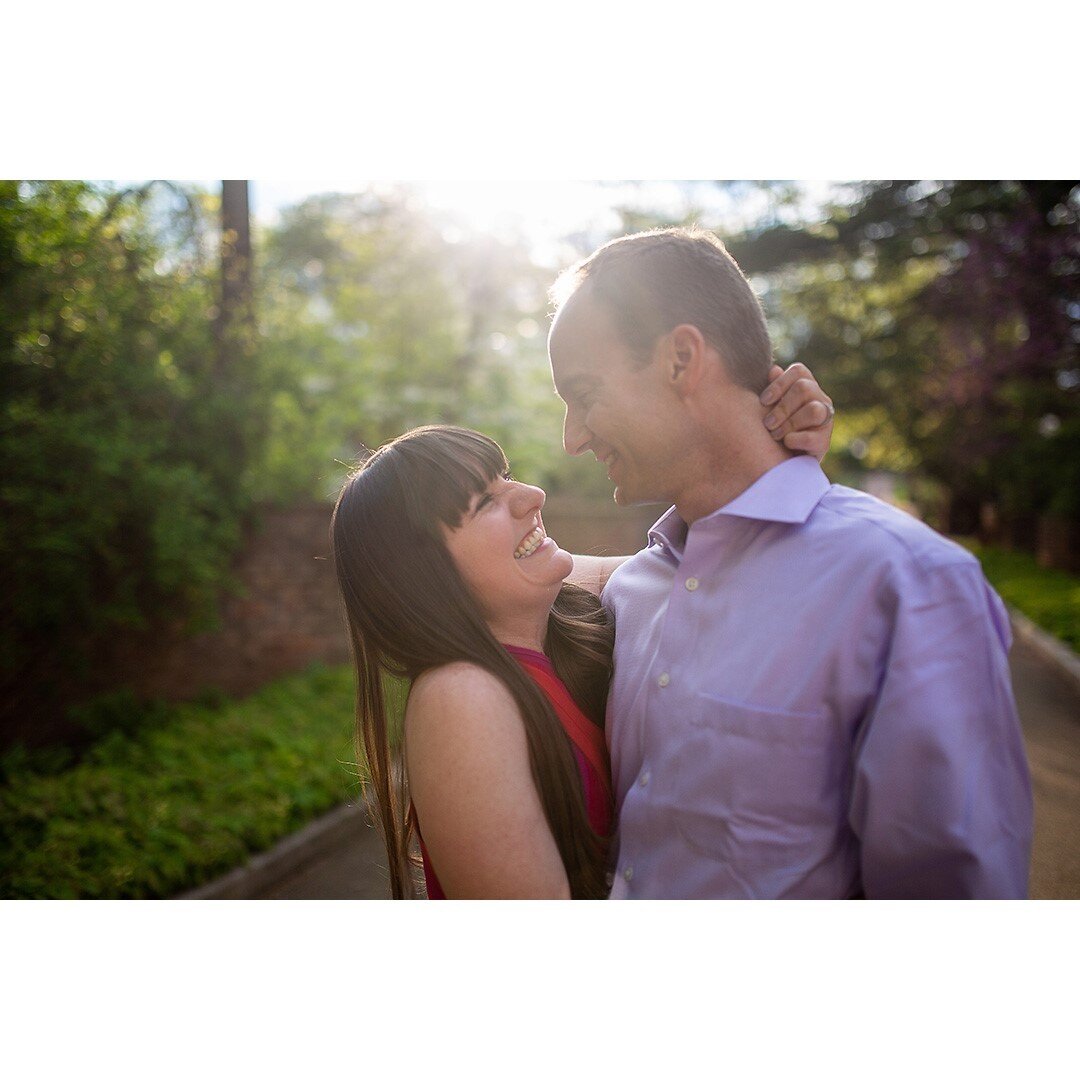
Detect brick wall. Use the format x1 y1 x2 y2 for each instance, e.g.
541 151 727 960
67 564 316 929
114 496 661 704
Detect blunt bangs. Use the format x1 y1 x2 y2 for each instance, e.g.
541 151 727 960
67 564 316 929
370 426 509 533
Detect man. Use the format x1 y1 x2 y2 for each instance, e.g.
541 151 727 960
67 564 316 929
549 227 1033 899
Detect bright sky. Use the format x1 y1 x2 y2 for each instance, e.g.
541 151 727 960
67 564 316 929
248 179 844 264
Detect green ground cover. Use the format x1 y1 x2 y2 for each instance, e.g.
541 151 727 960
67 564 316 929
0 664 400 899
962 541 1080 653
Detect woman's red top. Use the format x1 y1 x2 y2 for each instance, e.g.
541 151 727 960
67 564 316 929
417 645 613 899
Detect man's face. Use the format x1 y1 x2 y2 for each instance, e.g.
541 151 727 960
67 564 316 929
548 293 683 507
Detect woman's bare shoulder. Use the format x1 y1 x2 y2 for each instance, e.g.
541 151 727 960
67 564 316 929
406 663 522 748
409 662 514 713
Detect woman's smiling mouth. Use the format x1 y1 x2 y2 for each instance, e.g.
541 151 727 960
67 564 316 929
514 525 547 559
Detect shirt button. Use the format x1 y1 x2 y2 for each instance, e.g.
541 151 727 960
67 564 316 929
623 866 633 882
685 577 699 591
638 771 650 787
657 672 670 687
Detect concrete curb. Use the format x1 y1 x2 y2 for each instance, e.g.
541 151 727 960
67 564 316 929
175 801 369 900
1009 606 1080 696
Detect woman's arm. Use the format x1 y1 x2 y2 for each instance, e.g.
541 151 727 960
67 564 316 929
565 554 628 597
405 662 571 899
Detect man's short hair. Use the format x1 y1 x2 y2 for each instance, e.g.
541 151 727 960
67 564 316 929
551 226 774 392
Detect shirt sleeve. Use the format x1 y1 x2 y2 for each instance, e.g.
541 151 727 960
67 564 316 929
848 559 1033 899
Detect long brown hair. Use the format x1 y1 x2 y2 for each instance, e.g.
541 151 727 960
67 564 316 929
330 425 614 899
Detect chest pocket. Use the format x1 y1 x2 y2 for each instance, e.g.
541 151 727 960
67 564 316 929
670 694 844 867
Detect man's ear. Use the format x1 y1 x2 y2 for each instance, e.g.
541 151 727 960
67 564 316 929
667 323 709 397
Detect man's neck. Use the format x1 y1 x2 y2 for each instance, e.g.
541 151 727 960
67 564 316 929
673 418 795 525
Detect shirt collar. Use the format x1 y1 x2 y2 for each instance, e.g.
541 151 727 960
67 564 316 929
647 504 689 559
705 455 832 525
647 456 831 553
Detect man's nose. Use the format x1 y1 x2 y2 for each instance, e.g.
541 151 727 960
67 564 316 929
563 409 589 457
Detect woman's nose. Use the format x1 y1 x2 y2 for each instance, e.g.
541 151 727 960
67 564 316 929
511 482 545 517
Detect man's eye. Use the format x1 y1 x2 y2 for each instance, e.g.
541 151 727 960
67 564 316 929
476 494 493 511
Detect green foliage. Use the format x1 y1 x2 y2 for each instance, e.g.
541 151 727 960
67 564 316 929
2 180 624 751
0 181 266 715
253 190 612 502
614 181 1080 536
66 688 176 741
0 663 384 898
729 181 1080 534
961 541 1080 652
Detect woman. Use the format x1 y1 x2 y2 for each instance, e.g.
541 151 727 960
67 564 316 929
332 425 615 899
330 372 832 899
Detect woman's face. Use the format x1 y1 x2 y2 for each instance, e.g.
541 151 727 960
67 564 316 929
442 472 574 629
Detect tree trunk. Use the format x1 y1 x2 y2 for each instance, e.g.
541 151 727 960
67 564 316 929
946 491 981 537
218 180 253 351
1037 517 1080 573
212 181 256 503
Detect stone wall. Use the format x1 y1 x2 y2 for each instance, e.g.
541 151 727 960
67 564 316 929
111 504 351 702
115 496 661 704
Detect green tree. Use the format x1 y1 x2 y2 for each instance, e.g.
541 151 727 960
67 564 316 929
252 190 609 502
726 181 1080 537
0 181 267 746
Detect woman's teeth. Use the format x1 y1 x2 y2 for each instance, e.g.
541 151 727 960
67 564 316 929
514 526 546 559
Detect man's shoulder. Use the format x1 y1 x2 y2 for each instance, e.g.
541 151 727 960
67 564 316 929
601 540 667 612
601 484 985 609
811 484 978 577
802 487 1007 649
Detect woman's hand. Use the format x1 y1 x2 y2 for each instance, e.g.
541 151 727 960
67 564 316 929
760 362 835 461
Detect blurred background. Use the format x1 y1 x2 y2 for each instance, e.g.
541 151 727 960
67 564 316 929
2 179 1077 899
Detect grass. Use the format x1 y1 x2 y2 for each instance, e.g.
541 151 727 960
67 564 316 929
960 540 1080 653
0 663 410 899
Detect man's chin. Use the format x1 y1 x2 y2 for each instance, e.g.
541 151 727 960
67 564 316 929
613 484 658 508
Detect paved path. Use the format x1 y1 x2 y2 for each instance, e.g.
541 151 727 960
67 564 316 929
1012 638 1080 898
259 808 391 899
254 634 1080 899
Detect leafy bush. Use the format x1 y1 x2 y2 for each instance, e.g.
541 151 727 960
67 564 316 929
0 664 375 899
1 181 267 737
962 540 1080 652
67 688 177 741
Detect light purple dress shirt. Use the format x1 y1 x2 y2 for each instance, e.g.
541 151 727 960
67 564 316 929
601 456 1033 899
